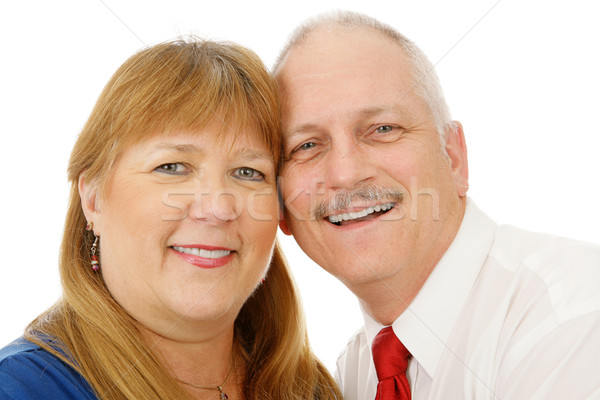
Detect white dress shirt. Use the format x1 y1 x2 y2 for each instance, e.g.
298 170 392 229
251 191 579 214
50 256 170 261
335 199 600 399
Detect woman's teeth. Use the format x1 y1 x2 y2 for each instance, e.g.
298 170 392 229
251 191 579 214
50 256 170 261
172 246 231 258
327 202 395 224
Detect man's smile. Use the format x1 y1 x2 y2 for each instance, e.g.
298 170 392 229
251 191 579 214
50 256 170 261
326 202 397 226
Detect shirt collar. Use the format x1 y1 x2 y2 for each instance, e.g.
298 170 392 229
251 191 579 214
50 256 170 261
361 198 497 377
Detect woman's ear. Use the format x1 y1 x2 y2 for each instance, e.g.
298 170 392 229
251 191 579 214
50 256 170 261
78 174 102 234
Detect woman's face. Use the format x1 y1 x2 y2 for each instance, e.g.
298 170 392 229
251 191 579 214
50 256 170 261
84 122 278 339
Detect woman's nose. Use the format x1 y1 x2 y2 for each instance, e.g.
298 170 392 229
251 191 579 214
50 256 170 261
187 177 241 224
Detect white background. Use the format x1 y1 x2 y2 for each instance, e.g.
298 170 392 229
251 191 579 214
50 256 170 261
1 1 599 372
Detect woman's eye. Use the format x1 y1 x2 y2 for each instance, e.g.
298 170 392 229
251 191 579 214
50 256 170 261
233 167 265 181
154 163 187 175
375 125 394 134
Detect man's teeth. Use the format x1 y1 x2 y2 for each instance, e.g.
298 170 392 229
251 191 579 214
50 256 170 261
172 246 231 258
327 202 395 224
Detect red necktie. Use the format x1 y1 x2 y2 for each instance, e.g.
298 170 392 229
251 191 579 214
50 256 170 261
372 326 412 400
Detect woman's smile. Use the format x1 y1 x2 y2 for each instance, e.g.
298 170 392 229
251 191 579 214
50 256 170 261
170 245 236 269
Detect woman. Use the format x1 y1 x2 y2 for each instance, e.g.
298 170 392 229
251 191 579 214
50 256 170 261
0 38 341 399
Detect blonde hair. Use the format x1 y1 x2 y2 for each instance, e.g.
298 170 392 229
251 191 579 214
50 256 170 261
25 37 341 400
273 10 453 139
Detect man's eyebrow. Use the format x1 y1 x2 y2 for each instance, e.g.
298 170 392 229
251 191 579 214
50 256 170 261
282 123 322 139
357 105 409 118
283 105 409 138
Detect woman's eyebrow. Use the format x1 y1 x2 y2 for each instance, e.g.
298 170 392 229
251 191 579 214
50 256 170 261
235 148 272 162
149 143 271 163
149 143 202 154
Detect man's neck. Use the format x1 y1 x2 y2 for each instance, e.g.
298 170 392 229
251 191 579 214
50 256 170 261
355 260 435 326
353 198 467 326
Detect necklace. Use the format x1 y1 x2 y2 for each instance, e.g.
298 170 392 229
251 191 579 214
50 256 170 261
176 349 236 400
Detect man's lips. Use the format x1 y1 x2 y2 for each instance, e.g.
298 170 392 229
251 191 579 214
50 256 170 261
326 202 396 226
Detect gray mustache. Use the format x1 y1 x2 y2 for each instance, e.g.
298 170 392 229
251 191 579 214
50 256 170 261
314 186 404 219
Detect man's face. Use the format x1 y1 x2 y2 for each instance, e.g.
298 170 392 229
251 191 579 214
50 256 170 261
277 28 468 296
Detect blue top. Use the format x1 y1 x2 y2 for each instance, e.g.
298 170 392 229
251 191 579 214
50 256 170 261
0 337 97 399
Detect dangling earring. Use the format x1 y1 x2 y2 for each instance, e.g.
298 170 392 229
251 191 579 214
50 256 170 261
86 222 100 271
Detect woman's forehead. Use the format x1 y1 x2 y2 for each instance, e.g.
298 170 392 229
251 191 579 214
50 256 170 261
125 124 275 160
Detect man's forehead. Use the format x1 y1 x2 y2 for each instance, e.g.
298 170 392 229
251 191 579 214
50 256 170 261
282 28 398 71
295 24 394 52
276 25 424 133
277 34 410 102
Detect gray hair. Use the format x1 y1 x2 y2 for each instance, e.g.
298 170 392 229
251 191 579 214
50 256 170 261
273 10 454 141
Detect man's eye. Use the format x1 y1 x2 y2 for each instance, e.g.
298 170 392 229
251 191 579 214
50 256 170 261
233 167 265 181
299 142 317 151
285 139 322 163
375 125 394 134
154 163 187 175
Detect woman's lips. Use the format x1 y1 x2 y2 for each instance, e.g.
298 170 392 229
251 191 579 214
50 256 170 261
170 245 235 268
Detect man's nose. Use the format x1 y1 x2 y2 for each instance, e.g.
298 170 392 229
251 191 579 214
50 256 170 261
325 135 377 190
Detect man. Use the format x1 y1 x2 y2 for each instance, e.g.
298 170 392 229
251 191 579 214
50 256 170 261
274 11 600 400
